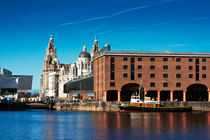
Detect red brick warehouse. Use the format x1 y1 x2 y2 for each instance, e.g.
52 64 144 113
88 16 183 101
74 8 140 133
93 51 210 102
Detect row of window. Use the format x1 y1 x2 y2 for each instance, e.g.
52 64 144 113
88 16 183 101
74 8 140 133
110 82 182 88
122 73 207 79
123 57 207 62
123 65 207 70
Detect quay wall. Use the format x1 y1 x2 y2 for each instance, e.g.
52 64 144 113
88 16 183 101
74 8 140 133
55 101 210 112
55 102 120 111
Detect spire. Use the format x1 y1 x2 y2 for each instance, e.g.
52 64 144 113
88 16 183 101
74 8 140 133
49 34 53 43
83 44 87 52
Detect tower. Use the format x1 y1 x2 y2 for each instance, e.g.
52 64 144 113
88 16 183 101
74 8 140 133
91 37 101 61
42 35 60 98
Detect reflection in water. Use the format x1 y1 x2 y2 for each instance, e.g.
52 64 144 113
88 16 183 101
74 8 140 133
0 111 209 140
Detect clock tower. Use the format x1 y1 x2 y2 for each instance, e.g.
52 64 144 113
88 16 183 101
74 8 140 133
42 35 60 98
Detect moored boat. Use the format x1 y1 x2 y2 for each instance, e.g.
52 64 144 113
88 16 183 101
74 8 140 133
119 95 192 112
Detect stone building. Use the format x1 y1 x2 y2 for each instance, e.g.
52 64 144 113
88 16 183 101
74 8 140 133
94 51 210 102
40 36 101 99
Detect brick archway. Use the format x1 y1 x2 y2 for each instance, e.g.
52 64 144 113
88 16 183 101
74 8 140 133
186 84 208 101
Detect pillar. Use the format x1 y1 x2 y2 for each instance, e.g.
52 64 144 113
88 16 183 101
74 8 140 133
170 91 173 102
208 89 210 102
183 90 186 102
104 91 107 102
118 91 121 102
158 91 160 102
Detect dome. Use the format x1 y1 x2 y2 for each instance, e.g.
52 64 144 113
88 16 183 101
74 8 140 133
78 51 91 58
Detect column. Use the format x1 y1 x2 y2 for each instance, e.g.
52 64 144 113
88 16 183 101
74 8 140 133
104 91 107 102
183 90 186 102
158 91 160 102
118 91 121 102
170 91 174 102
208 89 210 102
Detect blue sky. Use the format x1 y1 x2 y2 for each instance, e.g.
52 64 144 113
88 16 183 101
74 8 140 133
0 0 210 90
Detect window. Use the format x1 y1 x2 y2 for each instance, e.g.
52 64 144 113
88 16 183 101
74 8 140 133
131 58 135 63
163 58 168 62
131 72 135 80
111 64 115 71
150 58 155 62
189 58 193 62
196 59 199 65
189 66 193 70
196 73 199 81
202 59 206 62
196 65 199 72
176 66 181 70
111 72 115 80
176 58 181 62
110 82 115 87
138 73 142 78
163 83 168 87
123 57 128 61
202 66 206 70
111 57 115 63
176 74 181 78
123 65 128 70
202 74 206 78
150 82 155 87
189 74 193 78
138 65 142 70
123 73 128 78
150 65 155 70
150 73 155 78
163 74 168 78
138 58 142 61
163 65 168 70
131 64 135 71
176 83 181 87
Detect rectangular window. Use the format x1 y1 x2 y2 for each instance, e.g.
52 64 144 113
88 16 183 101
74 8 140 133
138 73 142 78
189 66 193 70
176 83 181 87
131 58 135 63
189 74 193 78
163 74 168 78
138 58 142 61
110 82 115 87
189 58 193 62
176 74 181 78
131 72 135 80
196 73 199 81
196 59 199 65
202 74 206 78
176 66 181 70
111 57 115 63
150 65 155 70
202 59 206 62
131 64 135 71
123 57 128 61
111 64 115 71
163 58 168 62
202 66 206 70
163 65 168 70
138 65 142 70
163 83 168 87
111 72 115 80
176 58 181 62
150 58 155 62
150 73 155 78
123 65 128 70
150 82 155 87
196 65 199 72
123 73 128 78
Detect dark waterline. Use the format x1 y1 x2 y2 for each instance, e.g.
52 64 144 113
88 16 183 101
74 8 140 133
0 110 209 140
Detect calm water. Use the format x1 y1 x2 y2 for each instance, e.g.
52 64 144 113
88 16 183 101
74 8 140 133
0 110 209 140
